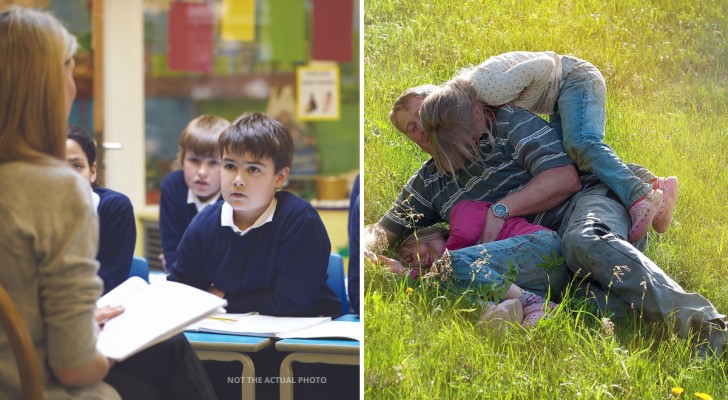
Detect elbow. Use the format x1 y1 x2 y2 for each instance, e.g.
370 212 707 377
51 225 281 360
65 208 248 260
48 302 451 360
561 166 582 196
53 352 110 388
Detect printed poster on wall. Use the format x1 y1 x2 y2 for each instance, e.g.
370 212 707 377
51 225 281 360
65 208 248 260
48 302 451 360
296 65 340 121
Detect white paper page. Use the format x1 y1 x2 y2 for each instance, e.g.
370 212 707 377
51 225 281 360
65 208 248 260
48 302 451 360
185 312 255 332
277 321 361 341
96 276 148 308
195 314 331 337
97 280 227 360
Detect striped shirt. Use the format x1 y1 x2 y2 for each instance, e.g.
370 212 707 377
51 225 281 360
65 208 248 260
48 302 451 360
380 106 594 238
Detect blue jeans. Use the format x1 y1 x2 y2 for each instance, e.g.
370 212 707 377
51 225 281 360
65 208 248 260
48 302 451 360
549 56 650 207
448 230 567 298
558 183 723 338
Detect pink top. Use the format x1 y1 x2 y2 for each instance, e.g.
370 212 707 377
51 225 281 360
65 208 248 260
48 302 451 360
446 200 551 250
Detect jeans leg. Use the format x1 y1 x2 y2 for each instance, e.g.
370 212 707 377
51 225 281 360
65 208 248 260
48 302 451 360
450 231 568 298
558 59 649 207
560 185 723 338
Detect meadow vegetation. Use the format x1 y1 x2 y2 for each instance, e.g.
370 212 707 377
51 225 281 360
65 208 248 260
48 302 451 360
363 0 728 398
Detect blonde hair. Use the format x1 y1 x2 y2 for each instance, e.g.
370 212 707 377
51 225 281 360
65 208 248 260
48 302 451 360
388 84 438 134
0 6 77 163
420 78 495 176
398 226 449 268
177 114 231 162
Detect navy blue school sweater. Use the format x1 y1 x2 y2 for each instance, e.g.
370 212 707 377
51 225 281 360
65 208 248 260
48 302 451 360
167 191 342 318
159 170 219 268
95 186 136 293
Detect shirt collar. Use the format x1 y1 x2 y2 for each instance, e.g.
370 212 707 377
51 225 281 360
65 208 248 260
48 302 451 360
187 188 221 212
220 198 277 236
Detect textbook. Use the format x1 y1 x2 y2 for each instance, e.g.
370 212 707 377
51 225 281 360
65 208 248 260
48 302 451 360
96 277 228 361
277 320 361 341
185 313 331 338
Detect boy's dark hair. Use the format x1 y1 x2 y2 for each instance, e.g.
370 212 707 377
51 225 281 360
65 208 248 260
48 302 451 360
67 125 96 165
219 112 294 172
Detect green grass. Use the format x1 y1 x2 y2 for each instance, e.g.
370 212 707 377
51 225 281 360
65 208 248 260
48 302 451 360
364 0 728 398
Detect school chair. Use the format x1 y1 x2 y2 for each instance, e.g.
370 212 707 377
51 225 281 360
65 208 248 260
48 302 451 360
326 253 350 315
0 283 43 400
129 256 150 283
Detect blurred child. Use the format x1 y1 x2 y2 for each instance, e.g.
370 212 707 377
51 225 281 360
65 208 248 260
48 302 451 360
67 125 135 293
159 114 229 268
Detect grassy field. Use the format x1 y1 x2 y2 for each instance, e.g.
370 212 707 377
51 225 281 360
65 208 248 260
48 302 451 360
363 0 728 398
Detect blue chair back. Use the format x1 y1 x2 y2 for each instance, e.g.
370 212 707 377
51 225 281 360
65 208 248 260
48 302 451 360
326 253 349 315
129 256 150 283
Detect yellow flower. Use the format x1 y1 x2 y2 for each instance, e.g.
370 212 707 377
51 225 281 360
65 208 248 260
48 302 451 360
671 387 684 396
406 287 414 294
694 392 713 400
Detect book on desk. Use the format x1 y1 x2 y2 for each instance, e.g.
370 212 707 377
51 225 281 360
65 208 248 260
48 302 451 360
96 277 228 361
186 313 361 341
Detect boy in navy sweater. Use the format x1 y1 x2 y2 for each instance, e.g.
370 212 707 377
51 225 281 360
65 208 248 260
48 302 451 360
159 115 230 269
168 112 341 317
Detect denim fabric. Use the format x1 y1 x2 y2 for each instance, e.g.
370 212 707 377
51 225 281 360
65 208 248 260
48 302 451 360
549 56 650 207
558 183 723 338
448 230 567 298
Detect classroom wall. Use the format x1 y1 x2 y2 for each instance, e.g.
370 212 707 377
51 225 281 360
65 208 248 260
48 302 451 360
103 0 146 210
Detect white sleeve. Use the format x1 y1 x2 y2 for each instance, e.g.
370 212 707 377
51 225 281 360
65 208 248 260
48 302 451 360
467 55 556 105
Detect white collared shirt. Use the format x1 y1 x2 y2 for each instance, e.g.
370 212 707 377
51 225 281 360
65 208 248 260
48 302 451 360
187 188 221 213
220 198 277 236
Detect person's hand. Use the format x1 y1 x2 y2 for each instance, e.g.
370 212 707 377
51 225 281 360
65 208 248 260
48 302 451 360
478 208 505 244
209 286 225 298
376 255 409 275
364 249 379 264
158 252 166 269
94 306 125 330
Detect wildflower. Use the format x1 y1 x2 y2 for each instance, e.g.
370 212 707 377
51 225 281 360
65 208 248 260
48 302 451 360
671 387 684 396
694 393 712 400
406 287 414 295
600 317 615 336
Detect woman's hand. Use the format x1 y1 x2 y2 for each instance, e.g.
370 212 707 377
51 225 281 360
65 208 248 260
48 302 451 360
94 305 125 330
209 286 225 298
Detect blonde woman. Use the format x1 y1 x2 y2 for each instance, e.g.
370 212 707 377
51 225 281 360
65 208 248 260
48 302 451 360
0 6 120 398
0 7 216 399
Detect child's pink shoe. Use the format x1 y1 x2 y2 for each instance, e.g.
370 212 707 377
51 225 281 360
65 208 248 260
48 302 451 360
519 292 557 328
652 176 678 233
628 189 663 243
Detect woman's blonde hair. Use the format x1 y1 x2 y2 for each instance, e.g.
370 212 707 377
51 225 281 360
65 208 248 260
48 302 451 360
420 78 495 176
397 226 449 268
0 6 77 163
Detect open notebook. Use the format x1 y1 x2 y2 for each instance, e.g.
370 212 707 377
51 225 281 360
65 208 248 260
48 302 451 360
186 313 332 338
96 277 227 361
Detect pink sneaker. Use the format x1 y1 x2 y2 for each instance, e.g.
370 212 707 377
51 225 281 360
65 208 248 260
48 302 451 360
652 177 678 233
628 189 663 243
519 292 557 328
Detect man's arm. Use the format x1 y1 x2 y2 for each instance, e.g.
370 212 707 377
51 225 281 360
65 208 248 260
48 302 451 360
479 164 581 243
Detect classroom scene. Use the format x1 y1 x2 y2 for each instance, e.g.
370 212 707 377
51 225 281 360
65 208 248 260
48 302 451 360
0 1 361 399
